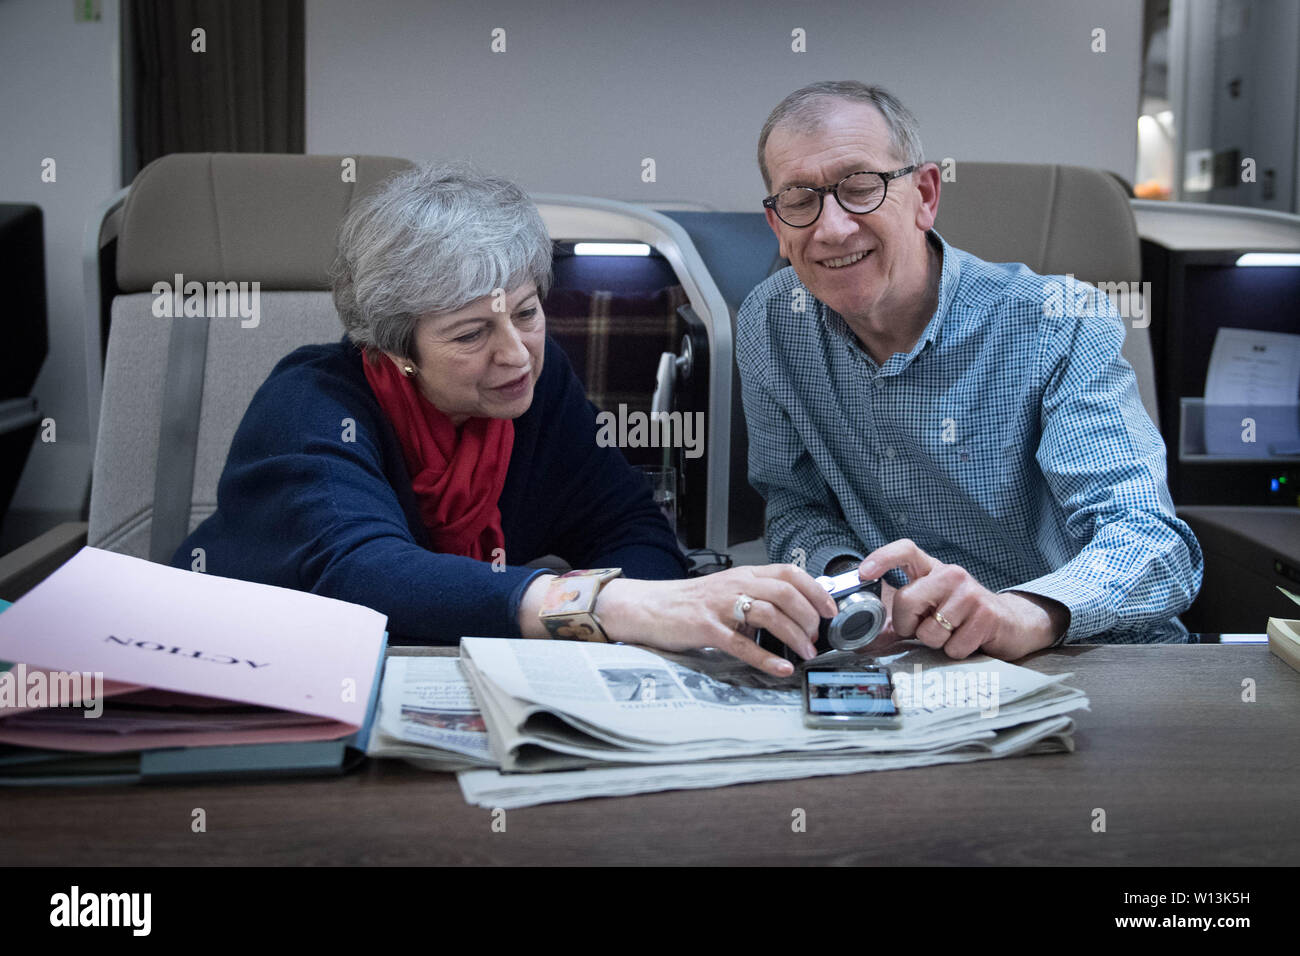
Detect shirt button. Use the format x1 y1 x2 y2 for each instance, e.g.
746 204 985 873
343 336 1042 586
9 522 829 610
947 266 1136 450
874 377 886 389
884 446 896 459
895 513 907 525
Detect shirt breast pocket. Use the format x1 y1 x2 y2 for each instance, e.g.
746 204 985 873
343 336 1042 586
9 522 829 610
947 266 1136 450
921 411 1024 522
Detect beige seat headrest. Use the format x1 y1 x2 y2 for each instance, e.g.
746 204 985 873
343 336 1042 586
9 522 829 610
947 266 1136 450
935 162 1140 285
115 152 415 292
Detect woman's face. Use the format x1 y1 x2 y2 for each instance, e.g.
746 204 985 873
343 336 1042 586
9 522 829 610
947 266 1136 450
387 282 546 425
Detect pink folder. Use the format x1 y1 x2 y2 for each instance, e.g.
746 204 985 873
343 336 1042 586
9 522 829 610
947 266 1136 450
0 547 388 753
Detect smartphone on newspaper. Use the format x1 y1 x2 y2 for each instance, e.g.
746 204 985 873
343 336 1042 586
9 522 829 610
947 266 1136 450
801 663 902 730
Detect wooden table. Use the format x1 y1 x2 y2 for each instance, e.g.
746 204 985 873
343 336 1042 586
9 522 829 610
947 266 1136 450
2 644 1297 865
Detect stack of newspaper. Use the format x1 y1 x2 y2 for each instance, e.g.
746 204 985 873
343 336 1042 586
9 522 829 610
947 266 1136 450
369 638 1088 808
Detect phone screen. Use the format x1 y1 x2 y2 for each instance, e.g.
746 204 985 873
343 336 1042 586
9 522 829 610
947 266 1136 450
806 668 898 716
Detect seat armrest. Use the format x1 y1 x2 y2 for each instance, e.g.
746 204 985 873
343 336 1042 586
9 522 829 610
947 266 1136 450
0 522 89 601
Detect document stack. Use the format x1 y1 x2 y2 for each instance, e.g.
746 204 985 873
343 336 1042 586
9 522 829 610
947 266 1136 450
0 547 388 784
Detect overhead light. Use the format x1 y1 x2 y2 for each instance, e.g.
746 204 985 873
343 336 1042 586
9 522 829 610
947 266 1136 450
1236 252 1300 266
573 242 651 256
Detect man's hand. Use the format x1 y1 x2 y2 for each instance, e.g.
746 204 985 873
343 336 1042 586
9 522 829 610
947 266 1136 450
859 539 1069 661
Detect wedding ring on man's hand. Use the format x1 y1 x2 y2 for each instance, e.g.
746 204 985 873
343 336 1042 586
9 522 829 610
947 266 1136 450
933 609 956 632
733 593 755 626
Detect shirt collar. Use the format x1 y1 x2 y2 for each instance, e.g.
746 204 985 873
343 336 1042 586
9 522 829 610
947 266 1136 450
919 229 960 351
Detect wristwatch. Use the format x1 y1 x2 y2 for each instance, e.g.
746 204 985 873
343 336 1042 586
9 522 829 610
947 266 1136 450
538 568 623 642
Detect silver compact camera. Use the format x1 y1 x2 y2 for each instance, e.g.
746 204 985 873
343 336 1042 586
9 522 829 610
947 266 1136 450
755 569 887 661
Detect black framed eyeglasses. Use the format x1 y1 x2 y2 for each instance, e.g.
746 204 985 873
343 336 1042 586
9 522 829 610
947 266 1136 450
762 166 916 227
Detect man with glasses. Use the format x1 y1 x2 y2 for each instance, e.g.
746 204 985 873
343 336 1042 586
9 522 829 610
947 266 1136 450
737 81 1202 660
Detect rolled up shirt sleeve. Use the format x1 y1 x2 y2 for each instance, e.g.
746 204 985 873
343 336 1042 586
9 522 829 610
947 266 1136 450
1005 300 1203 643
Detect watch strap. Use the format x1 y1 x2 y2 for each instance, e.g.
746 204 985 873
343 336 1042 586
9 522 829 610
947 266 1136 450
538 568 623 641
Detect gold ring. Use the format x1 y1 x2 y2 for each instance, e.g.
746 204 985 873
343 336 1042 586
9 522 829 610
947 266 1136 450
933 610 955 632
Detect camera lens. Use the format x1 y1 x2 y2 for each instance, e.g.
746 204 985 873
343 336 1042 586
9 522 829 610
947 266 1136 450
825 590 885 651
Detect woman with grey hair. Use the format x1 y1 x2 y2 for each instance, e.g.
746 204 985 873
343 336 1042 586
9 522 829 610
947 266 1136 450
173 163 834 676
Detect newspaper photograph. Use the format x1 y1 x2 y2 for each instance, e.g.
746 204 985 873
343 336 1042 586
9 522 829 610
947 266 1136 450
365 656 495 771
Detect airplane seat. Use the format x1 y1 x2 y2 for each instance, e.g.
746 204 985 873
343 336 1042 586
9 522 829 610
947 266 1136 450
936 166 1260 627
543 257 688 471
934 161 1160 430
89 153 415 564
532 197 736 553
658 212 778 555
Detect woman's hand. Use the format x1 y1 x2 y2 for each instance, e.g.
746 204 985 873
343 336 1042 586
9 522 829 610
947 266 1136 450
593 565 838 677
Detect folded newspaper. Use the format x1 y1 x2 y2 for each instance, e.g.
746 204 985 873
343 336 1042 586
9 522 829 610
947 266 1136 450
368 639 1088 808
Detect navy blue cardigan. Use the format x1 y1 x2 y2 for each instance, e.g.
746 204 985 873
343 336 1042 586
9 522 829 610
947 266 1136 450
172 335 689 644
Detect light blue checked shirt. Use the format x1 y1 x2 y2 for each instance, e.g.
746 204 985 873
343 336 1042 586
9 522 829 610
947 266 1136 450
737 231 1203 644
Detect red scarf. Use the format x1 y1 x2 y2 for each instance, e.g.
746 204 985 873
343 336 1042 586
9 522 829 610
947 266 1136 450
361 352 513 561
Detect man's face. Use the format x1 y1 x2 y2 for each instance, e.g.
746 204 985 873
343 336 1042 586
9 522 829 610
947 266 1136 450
763 100 938 326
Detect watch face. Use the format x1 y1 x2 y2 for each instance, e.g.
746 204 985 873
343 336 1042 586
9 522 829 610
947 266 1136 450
541 570 622 617
542 578 598 615
548 589 586 612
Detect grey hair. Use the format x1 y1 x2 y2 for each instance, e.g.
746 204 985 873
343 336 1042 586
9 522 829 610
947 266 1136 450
757 82 925 193
332 161 553 362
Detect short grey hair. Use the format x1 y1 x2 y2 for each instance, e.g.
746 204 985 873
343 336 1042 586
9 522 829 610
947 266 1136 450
757 82 925 193
332 161 553 362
